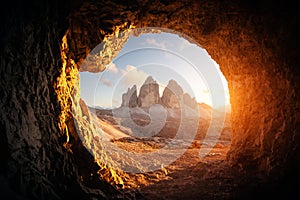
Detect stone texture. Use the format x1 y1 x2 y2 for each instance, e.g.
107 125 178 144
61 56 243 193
161 79 183 109
1 0 299 199
65 0 300 196
121 76 197 110
0 1 119 199
137 76 160 108
183 93 198 109
121 85 138 108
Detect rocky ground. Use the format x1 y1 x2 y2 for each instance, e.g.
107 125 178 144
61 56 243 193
94 105 231 141
92 107 243 200
127 144 234 200
111 140 268 200
108 137 255 200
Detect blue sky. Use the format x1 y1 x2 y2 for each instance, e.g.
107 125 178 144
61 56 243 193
79 32 230 109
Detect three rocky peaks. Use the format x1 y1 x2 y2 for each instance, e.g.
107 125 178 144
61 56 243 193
121 76 198 109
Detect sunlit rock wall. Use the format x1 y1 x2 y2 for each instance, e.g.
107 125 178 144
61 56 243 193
67 0 300 186
1 0 299 199
0 0 118 199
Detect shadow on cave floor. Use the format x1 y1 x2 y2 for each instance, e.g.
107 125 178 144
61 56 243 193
135 146 234 200
116 144 243 200
113 142 296 200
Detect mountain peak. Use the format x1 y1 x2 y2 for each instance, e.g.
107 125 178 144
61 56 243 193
166 79 183 96
120 76 198 109
144 76 156 84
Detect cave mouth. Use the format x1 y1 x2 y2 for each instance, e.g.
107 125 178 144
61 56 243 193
71 27 232 189
2 0 299 199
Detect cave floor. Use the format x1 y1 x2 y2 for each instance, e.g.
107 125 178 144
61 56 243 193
115 143 247 200
94 111 247 199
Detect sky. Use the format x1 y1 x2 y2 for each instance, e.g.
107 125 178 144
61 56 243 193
79 31 230 109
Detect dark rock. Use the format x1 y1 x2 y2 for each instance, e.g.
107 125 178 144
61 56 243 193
1 0 299 199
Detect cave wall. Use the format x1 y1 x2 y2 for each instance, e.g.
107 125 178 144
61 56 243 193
66 0 300 176
1 0 299 199
0 0 119 199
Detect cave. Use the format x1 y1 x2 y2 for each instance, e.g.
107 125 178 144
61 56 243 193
1 0 299 199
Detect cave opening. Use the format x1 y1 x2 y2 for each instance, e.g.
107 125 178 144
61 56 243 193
56 0 299 196
67 27 233 194
55 2 298 195
2 0 299 199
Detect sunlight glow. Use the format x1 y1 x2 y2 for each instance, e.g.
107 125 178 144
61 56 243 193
80 31 230 109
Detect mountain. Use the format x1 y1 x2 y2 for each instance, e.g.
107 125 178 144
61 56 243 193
121 85 138 107
121 75 198 109
94 76 231 141
137 76 160 107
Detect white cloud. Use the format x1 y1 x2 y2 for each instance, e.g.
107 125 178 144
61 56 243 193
101 78 113 87
106 62 118 74
124 65 137 72
121 65 149 89
179 40 190 51
145 38 167 50
146 38 174 58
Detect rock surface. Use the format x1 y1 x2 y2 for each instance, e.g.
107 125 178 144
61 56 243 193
1 0 299 199
121 85 138 108
122 76 198 110
161 79 184 109
137 76 160 108
117 76 227 141
183 93 198 109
